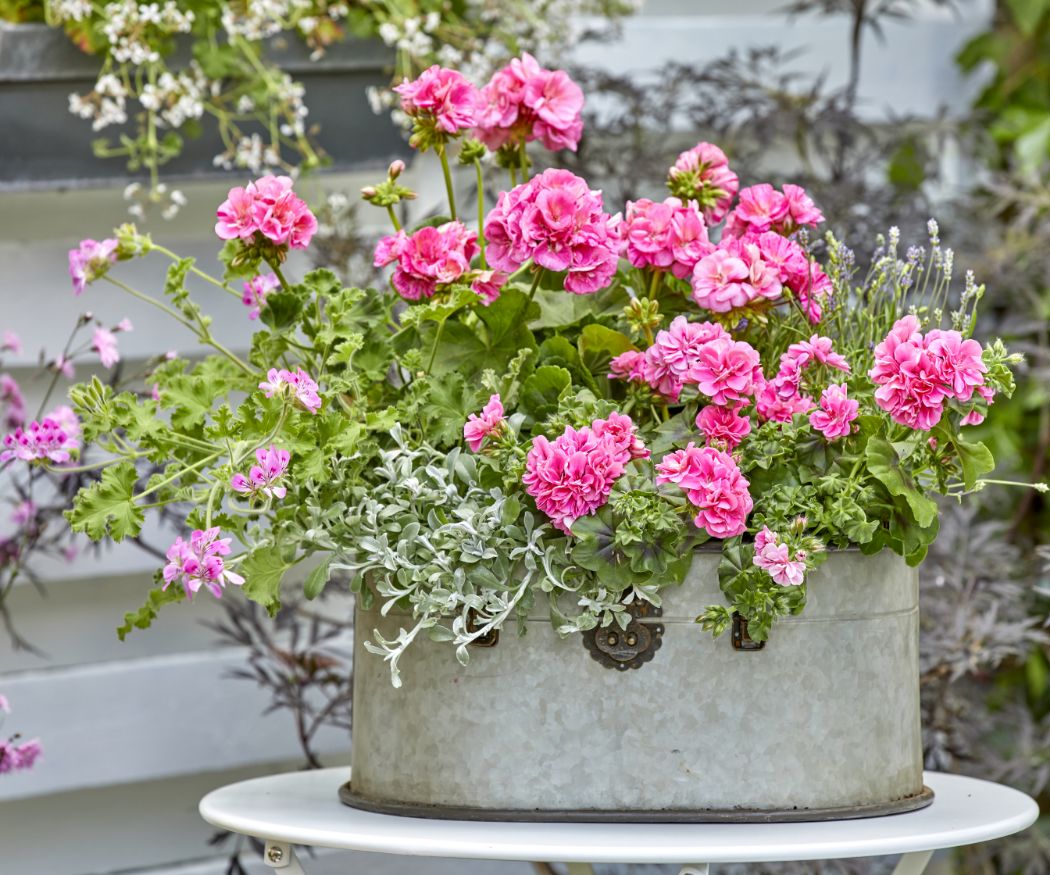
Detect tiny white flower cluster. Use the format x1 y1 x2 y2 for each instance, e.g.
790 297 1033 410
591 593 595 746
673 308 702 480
213 134 282 173
123 181 187 220
68 73 128 131
139 65 208 128
274 73 309 138
377 11 442 57
50 0 93 22
101 0 194 64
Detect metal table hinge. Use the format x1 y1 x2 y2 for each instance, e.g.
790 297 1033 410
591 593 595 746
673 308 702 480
466 608 500 648
731 612 765 651
583 601 664 671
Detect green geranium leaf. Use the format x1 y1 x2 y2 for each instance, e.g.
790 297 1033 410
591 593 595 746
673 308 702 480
116 584 185 641
241 545 290 616
865 437 939 527
578 324 635 375
519 366 572 423
66 461 144 542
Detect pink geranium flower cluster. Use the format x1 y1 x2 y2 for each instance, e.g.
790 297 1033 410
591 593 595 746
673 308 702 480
0 737 42 774
723 183 824 240
162 527 244 600
618 197 713 278
753 526 806 586
92 327 121 368
464 394 506 452
231 445 291 500
68 237 117 295
215 175 317 250
259 367 322 414
1 375 25 430
522 412 648 533
771 335 851 403
475 53 584 153
638 316 762 405
484 168 619 295
869 316 987 431
395 65 478 138
667 142 739 225
655 443 753 538
243 273 281 319
1 411 80 464
691 231 832 321
696 404 751 449
809 383 859 440
375 221 505 304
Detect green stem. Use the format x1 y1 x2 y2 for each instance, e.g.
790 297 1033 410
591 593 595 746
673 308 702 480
45 452 148 474
268 261 292 292
518 143 530 181
34 321 82 421
509 166 519 189
526 269 544 306
426 319 447 374
386 205 402 232
104 275 196 330
437 145 458 220
152 245 241 301
648 269 662 300
134 451 223 502
474 159 487 269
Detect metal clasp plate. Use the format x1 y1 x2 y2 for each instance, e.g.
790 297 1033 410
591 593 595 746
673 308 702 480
583 601 664 671
731 611 765 651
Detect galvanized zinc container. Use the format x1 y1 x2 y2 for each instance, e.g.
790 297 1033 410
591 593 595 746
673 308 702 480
345 548 928 821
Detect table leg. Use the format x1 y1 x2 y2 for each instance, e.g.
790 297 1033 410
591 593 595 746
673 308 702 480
262 841 307 875
565 864 596 875
892 850 934 875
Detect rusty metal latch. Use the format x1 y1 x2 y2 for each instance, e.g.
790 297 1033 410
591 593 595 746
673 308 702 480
583 601 664 671
731 612 765 651
465 608 500 648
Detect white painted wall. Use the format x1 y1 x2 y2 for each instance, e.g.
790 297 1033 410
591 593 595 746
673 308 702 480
0 2 992 873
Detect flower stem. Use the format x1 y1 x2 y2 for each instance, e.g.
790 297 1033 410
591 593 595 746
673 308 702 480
268 261 292 292
151 245 241 301
526 269 544 306
437 145 458 220
386 205 402 232
134 451 223 502
474 159 487 269
426 318 447 374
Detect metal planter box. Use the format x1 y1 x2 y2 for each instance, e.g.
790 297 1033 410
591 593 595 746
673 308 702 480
347 548 928 822
0 23 410 189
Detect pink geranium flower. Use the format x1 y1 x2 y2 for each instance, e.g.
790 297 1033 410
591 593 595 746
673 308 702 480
374 221 480 301
752 526 806 586
869 317 987 431
667 142 739 224
691 237 782 313
0 417 79 464
690 336 763 406
642 317 730 402
259 367 322 414
395 65 478 137
484 168 619 295
162 527 244 600
231 445 291 500
463 394 506 452
0 738 43 774
475 54 584 153
696 404 752 449
470 270 507 305
91 327 120 368
809 383 859 440
754 378 815 423
609 349 647 384
619 197 713 279
1 374 25 430
656 443 752 538
1 331 22 355
772 335 851 401
215 176 317 250
724 183 824 240
242 273 281 319
68 238 118 295
522 413 645 533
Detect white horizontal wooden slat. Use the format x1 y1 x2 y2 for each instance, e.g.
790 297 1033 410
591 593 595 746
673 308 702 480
0 645 352 802
574 2 993 121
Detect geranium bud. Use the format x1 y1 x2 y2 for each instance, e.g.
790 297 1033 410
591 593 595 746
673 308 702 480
388 160 405 179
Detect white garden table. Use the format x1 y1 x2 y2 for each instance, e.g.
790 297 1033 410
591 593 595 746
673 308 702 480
199 769 1037 875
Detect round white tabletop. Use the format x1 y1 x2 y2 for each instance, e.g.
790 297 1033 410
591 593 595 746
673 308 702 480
199 768 1037 866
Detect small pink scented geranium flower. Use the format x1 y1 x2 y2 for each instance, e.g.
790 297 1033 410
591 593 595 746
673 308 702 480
259 367 322 414
231 445 291 500
68 238 118 295
242 273 281 319
91 327 120 368
162 527 245 600
463 395 506 452
1 331 22 355
1 417 79 464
